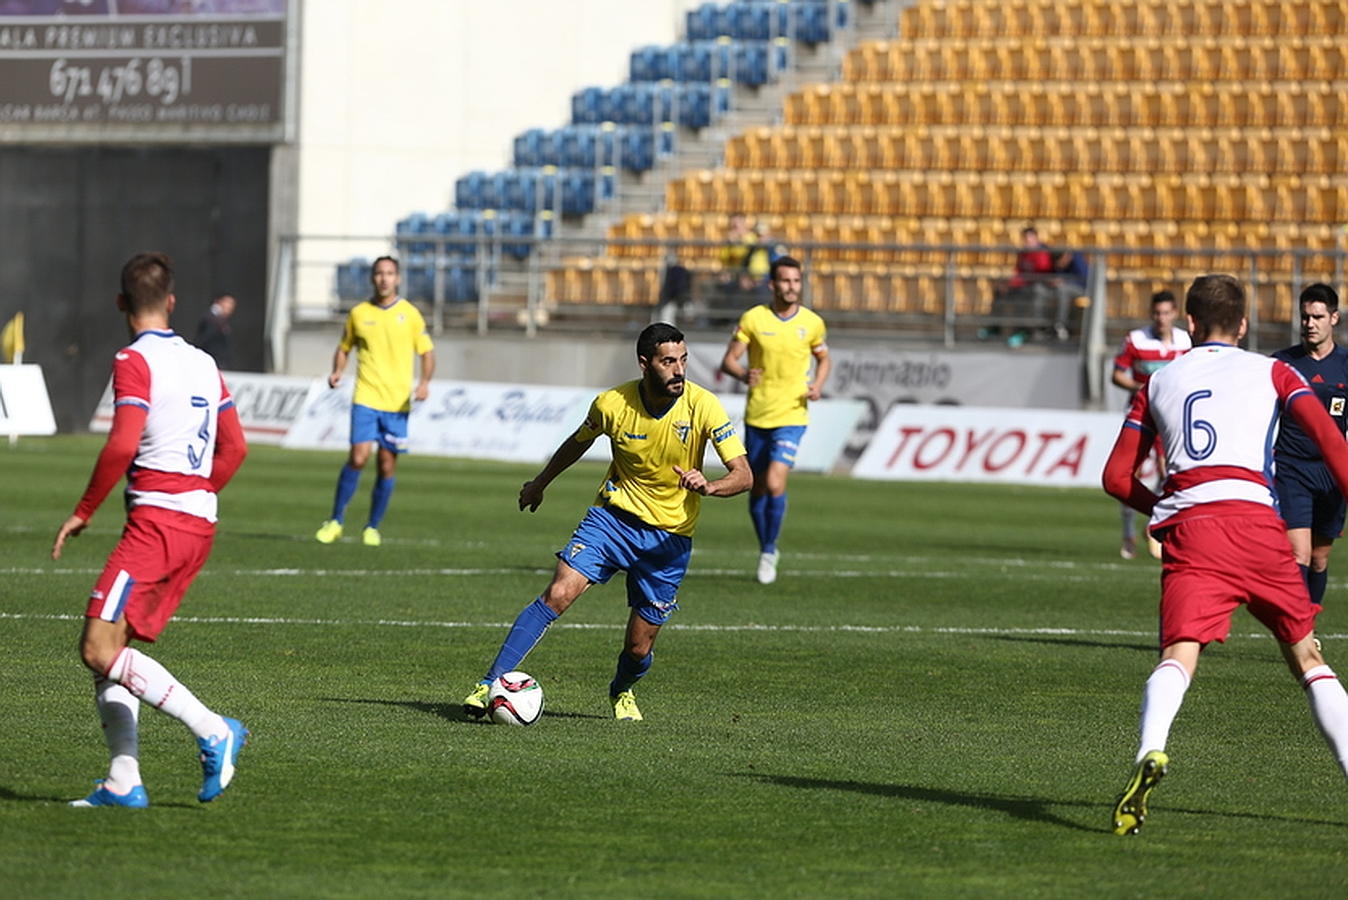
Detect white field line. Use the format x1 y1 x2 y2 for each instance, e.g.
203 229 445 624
1 610 1335 641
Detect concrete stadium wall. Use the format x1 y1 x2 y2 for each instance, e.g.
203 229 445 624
293 0 705 246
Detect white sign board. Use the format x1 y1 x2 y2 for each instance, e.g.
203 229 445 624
854 405 1135 487
0 364 57 435
282 379 594 463
282 377 862 474
90 371 315 445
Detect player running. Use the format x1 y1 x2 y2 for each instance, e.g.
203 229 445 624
315 256 435 547
53 252 249 808
462 323 750 721
1102 274 1348 836
1111 290 1191 559
1272 284 1348 607
719 255 830 584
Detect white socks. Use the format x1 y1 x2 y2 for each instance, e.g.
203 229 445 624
107 647 227 741
95 677 141 793
1136 659 1191 762
1302 665 1348 777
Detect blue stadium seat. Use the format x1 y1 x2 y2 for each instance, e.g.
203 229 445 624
336 258 369 302
620 128 655 172
558 125 598 168
630 44 676 82
446 265 477 302
512 128 548 167
498 211 534 260
455 171 493 210
735 42 771 86
395 212 434 257
402 261 435 302
727 3 773 40
685 2 724 40
791 2 831 44
571 86 606 124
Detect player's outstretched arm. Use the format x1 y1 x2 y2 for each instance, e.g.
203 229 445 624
520 432 597 512
53 403 148 558
209 404 248 493
674 454 752 498
1102 424 1159 515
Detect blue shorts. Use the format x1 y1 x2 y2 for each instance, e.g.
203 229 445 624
350 404 409 454
558 506 692 626
744 424 807 473
1275 459 1346 538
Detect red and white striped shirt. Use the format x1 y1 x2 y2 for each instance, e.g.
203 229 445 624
76 330 244 525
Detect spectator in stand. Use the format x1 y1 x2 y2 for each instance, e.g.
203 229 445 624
1052 249 1089 340
194 294 236 369
718 213 770 299
983 226 1056 346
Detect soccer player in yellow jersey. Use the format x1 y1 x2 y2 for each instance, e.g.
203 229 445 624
462 323 750 721
314 257 435 547
719 256 830 584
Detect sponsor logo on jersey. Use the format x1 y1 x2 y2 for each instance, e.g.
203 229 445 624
623 431 647 440
567 541 585 559
1332 397 1345 417
673 421 690 443
711 421 736 443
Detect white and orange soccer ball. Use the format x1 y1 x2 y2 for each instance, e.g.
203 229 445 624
487 671 544 726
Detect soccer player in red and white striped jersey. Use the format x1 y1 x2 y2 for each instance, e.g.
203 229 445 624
1102 274 1348 835
52 252 249 809
1111 290 1192 559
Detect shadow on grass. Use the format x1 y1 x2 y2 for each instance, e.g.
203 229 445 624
317 696 606 723
732 773 1098 833
733 772 1348 833
985 634 1156 653
0 785 197 809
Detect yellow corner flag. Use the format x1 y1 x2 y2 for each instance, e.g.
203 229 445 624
1 311 24 363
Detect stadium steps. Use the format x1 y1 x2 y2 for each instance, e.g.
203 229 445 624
483 0 905 324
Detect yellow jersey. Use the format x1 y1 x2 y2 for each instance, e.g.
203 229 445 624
732 304 828 428
340 298 434 413
575 379 746 537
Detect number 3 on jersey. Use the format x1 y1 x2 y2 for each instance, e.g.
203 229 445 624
1183 390 1216 460
186 396 213 469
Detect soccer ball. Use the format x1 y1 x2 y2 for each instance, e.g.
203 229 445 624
487 671 544 726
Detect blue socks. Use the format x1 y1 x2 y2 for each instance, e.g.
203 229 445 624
485 598 559 682
763 493 787 553
749 492 788 552
368 477 395 529
331 464 362 523
1310 568 1328 606
610 650 653 697
749 493 770 548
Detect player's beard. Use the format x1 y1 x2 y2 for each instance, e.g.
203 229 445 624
646 370 685 400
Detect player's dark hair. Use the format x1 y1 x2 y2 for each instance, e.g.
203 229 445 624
120 252 174 315
637 322 684 361
1150 290 1176 308
770 255 802 280
372 255 400 273
1301 282 1339 312
1185 274 1245 338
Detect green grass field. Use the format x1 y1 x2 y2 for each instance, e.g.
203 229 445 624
3 436 1347 898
